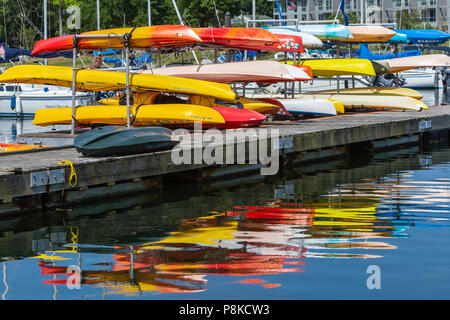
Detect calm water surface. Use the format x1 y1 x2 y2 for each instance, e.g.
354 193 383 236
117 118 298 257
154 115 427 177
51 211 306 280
0 145 449 299
0 89 449 300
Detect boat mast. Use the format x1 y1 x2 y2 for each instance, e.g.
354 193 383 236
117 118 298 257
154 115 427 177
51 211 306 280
58 0 63 36
97 0 100 30
44 0 47 65
148 0 151 26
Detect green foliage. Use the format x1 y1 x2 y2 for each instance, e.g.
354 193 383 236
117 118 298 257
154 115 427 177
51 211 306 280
395 9 422 29
327 12 360 25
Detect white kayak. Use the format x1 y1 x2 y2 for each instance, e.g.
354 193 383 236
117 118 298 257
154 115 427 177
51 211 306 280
296 93 428 111
141 60 312 83
266 28 323 48
258 97 338 116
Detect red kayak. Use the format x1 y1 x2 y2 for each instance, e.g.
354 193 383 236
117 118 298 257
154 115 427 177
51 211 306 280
229 33 304 53
193 27 279 50
255 98 292 116
31 25 202 55
209 107 266 129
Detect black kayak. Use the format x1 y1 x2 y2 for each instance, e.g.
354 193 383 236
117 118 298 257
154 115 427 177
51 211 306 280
74 126 180 157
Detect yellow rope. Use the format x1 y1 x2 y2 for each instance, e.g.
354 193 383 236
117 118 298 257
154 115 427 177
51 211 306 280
70 226 79 253
57 160 77 188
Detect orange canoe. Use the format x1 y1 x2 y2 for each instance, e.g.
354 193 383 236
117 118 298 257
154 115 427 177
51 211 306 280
31 25 202 55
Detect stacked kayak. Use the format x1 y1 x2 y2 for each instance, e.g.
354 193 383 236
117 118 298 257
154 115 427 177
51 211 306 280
74 126 179 157
141 60 312 83
31 25 202 55
266 28 323 48
297 59 377 77
318 87 424 100
0 65 269 129
272 24 352 41
33 104 266 129
296 94 428 111
0 65 237 102
342 26 397 43
378 54 450 73
257 97 341 116
100 92 279 114
393 29 450 45
193 27 279 50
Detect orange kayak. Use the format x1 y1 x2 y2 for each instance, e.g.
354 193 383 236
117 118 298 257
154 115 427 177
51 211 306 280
0 143 50 152
341 26 397 43
193 27 279 50
290 64 313 78
31 25 202 55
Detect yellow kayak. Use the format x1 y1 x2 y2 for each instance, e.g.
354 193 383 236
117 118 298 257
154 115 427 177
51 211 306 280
291 59 377 78
0 65 237 102
33 104 226 127
99 92 280 114
328 99 345 114
319 87 423 100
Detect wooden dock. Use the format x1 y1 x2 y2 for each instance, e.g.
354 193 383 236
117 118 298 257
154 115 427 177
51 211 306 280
1 105 449 213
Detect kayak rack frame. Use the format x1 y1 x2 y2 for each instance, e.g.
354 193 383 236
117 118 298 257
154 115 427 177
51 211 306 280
71 33 132 135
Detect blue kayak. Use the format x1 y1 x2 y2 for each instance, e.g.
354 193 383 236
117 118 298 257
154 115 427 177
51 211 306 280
394 29 450 44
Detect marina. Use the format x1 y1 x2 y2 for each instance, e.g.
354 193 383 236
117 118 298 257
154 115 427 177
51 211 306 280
0 0 449 304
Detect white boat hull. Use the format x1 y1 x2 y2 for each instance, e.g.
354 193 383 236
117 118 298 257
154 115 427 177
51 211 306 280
0 91 91 118
400 69 443 89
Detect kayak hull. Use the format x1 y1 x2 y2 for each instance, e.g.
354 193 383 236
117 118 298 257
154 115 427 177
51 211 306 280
33 104 227 127
298 59 377 77
31 25 202 55
379 54 450 73
342 26 397 43
318 87 424 100
296 94 427 111
266 28 323 48
98 92 280 114
256 98 337 116
193 28 279 50
74 126 179 157
33 104 266 129
272 25 352 41
141 60 312 83
0 65 237 102
209 107 266 129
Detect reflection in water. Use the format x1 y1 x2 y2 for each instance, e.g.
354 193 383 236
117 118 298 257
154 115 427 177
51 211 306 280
0 147 449 298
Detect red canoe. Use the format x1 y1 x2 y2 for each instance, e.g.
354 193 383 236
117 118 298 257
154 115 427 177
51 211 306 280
31 25 202 55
